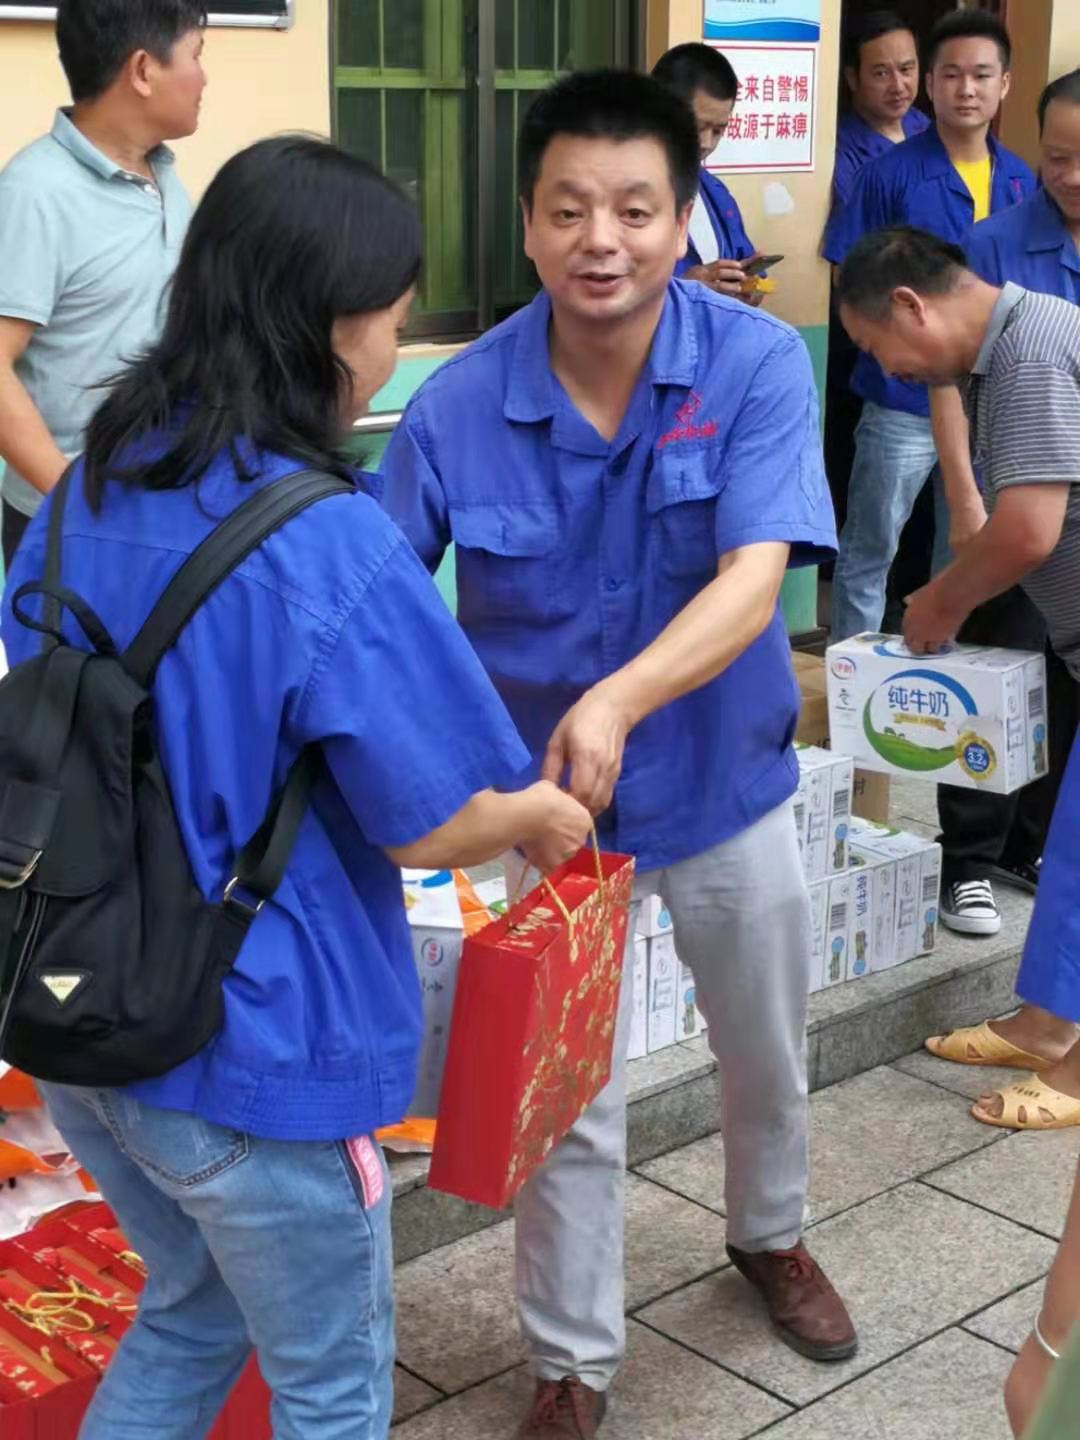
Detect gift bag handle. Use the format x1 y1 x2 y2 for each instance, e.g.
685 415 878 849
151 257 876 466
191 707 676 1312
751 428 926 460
508 825 605 932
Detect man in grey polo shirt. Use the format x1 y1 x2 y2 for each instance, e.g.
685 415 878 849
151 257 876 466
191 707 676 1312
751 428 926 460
834 226 1080 686
0 0 206 566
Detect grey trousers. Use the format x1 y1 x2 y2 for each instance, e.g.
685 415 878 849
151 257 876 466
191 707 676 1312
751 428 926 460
509 799 812 1391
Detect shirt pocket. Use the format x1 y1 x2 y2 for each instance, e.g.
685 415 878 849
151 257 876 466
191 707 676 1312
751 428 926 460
646 449 723 580
449 502 567 623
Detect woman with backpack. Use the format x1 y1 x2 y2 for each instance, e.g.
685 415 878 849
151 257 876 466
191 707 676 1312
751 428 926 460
0 136 591 1439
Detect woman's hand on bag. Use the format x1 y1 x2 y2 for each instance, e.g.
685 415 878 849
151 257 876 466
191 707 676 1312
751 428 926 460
519 782 592 874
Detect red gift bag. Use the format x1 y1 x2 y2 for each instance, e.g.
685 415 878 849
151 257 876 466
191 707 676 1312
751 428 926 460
428 842 634 1209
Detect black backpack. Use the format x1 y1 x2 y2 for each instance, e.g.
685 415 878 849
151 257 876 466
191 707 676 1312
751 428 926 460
0 465 353 1085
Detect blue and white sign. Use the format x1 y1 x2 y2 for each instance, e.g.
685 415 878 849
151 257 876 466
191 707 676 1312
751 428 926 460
704 0 821 45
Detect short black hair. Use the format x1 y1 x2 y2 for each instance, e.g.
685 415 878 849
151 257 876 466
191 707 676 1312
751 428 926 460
1038 67 1080 133
652 43 738 105
83 136 421 505
836 226 969 319
56 0 207 103
843 11 915 75
518 69 701 213
925 9 1011 72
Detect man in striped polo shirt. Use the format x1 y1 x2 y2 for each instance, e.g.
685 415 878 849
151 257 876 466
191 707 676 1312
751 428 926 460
836 223 1080 1131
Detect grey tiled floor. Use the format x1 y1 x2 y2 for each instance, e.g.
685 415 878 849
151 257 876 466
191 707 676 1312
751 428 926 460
391 1054 1075 1436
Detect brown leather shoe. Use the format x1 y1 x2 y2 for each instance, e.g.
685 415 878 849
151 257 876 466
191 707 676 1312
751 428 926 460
516 1377 607 1438
726 1241 858 1362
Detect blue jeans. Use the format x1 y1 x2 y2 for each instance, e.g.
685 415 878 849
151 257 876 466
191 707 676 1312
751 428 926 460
831 401 951 641
39 1084 395 1440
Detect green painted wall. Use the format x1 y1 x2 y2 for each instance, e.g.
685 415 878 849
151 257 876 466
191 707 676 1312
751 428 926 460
369 321 830 626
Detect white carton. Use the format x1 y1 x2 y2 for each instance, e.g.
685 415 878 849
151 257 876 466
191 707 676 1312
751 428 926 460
795 745 853 879
647 934 679 1053
826 635 1047 794
402 870 465 1117
675 960 705 1040
1024 656 1050 782
823 872 852 989
807 878 829 994
848 863 872 980
637 894 673 938
627 936 649 1061
851 848 899 972
472 876 509 918
849 821 941 962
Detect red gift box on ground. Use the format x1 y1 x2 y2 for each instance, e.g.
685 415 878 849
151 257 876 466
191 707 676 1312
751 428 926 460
428 844 634 1208
0 1203 271 1440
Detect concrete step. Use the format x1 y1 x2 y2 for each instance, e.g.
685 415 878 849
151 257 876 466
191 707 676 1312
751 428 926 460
390 882 1033 1263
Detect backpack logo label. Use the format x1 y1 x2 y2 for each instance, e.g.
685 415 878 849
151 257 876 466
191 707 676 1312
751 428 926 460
39 973 89 1007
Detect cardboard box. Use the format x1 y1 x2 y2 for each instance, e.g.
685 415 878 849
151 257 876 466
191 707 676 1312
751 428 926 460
823 872 852 989
796 745 852 880
849 821 941 963
851 768 891 824
636 894 673 939
646 933 678 1053
848 863 872 980
675 961 706 1040
627 936 649 1061
1024 656 1050 782
807 878 829 994
850 848 899 972
826 635 1047 794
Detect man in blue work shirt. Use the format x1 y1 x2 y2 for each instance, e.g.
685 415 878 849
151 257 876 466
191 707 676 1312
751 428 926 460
832 10 929 217
378 70 856 1440
652 43 764 304
823 9 1033 643
825 10 929 552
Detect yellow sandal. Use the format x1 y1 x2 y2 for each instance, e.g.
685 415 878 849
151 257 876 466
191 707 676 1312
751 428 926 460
971 1075 1080 1130
924 1021 1053 1071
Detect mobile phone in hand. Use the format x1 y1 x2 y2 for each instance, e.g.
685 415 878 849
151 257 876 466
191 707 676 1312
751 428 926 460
742 253 784 277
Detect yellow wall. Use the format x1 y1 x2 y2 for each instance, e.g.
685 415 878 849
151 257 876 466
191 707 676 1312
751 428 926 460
650 0 842 333
0 3 331 194
993 0 1080 172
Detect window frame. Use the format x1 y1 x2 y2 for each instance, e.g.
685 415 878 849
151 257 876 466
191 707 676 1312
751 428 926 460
331 0 646 342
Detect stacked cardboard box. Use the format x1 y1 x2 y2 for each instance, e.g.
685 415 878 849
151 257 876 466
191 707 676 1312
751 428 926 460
629 894 704 1059
826 635 1047 794
793 649 891 822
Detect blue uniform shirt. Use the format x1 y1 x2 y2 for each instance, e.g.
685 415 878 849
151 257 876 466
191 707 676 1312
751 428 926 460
2 449 529 1141
830 107 930 213
823 126 1035 416
375 282 837 873
676 169 756 274
965 186 1080 300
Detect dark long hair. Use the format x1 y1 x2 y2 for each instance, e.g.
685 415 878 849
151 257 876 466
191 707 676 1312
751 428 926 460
83 135 421 509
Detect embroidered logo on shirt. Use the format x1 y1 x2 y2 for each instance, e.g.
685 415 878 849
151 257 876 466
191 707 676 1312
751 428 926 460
657 392 718 449
345 1135 386 1209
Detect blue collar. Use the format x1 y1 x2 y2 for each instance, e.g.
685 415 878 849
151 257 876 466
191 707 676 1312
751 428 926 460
1023 188 1080 272
914 124 1020 183
49 108 175 183
503 284 699 428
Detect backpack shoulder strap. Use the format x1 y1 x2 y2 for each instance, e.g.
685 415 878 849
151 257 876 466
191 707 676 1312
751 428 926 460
40 463 77 649
122 469 354 689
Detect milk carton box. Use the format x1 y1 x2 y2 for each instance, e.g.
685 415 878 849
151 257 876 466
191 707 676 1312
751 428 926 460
1024 656 1050 783
647 934 678 1053
637 894 673 939
851 848 899 971
627 936 649 1061
823 871 852 989
676 960 705 1040
797 746 852 881
807 878 829 994
849 821 942 962
848 863 873 980
826 635 1047 794
402 869 467 1116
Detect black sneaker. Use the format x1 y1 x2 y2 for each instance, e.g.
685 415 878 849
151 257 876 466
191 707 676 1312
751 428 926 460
940 880 1002 936
989 858 1040 895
